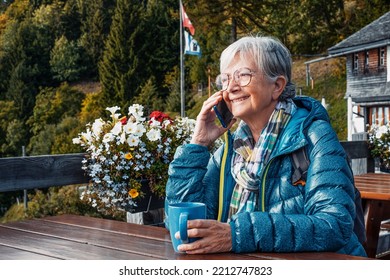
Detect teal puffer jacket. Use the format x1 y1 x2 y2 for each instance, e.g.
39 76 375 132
166 96 367 257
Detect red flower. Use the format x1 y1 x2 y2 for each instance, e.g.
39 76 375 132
119 116 127 125
149 111 172 123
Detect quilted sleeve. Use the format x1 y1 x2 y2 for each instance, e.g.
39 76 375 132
165 144 222 219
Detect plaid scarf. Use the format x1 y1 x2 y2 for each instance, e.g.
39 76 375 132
228 100 295 220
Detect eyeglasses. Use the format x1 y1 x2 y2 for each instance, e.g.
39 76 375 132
216 67 256 90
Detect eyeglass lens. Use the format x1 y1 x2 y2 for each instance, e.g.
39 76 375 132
216 68 253 90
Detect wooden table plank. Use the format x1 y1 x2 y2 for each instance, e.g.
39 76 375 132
0 245 58 260
41 214 170 242
354 173 390 201
0 226 155 260
1 219 170 259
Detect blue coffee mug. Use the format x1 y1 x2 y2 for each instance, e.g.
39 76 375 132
167 202 206 252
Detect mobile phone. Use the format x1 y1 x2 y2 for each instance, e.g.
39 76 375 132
213 99 233 128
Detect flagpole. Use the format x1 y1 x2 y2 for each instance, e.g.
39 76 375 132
179 0 185 117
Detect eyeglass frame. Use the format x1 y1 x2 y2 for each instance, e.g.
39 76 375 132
216 67 257 91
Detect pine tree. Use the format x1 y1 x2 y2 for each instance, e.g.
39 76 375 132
141 0 179 100
98 0 143 108
78 0 111 78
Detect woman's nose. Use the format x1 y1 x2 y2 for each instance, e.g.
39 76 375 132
226 77 239 92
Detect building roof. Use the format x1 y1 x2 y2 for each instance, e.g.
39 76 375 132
328 11 390 55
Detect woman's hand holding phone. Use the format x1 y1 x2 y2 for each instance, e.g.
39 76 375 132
213 98 234 128
191 91 235 147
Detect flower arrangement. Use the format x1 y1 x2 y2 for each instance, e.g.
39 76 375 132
72 104 196 214
367 123 390 169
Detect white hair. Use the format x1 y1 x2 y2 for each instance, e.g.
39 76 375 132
220 36 295 100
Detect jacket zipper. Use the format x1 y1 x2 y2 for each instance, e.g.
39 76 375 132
217 131 229 221
260 158 274 212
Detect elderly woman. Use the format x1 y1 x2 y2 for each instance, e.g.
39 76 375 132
165 36 366 257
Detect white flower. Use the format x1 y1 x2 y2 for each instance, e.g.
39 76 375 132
162 119 171 127
102 133 114 143
127 135 140 147
128 104 145 122
111 122 122 136
119 131 126 144
81 130 93 143
92 118 104 137
375 125 389 139
149 118 161 128
72 137 81 144
106 106 120 116
146 128 161 141
123 121 138 134
134 123 146 135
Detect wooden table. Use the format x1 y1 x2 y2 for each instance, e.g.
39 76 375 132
354 173 390 258
0 214 368 260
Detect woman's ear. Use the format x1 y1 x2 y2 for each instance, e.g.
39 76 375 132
271 76 287 100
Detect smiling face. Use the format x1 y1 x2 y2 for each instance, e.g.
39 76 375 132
222 53 285 131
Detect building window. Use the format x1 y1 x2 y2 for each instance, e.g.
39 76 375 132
353 53 359 74
369 106 390 126
379 47 385 69
364 50 369 73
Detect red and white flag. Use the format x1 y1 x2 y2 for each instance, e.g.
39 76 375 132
181 3 195 35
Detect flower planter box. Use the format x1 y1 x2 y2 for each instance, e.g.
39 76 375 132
126 179 165 226
128 179 165 213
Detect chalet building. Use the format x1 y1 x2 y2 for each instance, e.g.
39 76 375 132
305 11 390 140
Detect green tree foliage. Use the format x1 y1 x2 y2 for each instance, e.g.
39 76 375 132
99 0 179 109
78 0 107 78
78 91 105 125
27 83 83 133
0 101 29 157
98 0 143 108
343 0 390 40
133 76 161 115
28 124 56 155
1 186 118 222
290 0 346 54
141 0 179 99
164 66 181 114
50 35 87 82
0 101 18 155
32 1 66 38
51 116 83 154
27 83 85 154
185 0 269 43
6 60 39 118
0 16 56 120
60 0 82 40
0 1 11 14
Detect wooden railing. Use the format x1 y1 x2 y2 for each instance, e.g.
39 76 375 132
0 153 89 193
0 140 374 194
